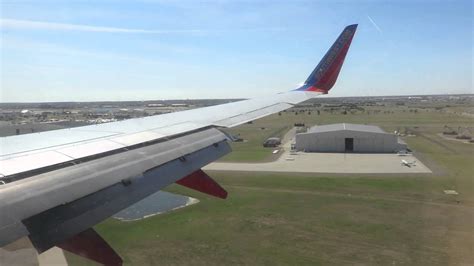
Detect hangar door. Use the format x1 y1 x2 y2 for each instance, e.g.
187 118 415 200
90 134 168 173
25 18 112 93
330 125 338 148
345 138 354 152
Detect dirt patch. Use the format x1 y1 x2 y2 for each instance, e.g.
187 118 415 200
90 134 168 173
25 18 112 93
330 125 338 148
437 133 473 145
412 130 459 154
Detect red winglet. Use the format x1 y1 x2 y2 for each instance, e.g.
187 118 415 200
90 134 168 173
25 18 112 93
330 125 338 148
295 24 357 93
57 228 123 266
176 169 228 199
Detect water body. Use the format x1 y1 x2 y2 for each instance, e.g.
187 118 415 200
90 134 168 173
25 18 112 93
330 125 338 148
113 191 199 222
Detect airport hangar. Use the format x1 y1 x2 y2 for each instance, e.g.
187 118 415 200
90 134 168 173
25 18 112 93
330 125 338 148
294 123 407 153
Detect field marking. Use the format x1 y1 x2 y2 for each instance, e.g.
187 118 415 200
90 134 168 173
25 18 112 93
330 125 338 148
227 185 473 211
411 130 459 154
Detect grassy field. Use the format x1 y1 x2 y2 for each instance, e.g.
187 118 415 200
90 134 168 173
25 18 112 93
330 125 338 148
220 104 474 162
65 103 473 265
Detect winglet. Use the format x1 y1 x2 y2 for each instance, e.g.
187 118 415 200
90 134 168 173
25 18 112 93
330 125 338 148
296 24 357 93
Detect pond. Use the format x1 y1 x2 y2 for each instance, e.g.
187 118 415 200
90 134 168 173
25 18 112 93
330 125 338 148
113 191 199 221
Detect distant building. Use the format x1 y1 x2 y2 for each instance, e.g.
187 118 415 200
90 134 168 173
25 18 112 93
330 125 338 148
263 137 281 147
171 103 188 107
295 123 407 153
147 103 165 107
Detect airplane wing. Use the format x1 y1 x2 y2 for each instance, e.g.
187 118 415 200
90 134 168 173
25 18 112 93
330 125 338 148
0 24 357 265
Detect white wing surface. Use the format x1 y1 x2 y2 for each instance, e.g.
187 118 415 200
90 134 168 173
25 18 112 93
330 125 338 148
0 91 316 177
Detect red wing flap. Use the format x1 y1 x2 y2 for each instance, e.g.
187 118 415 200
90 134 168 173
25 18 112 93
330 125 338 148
57 228 123 266
176 169 228 199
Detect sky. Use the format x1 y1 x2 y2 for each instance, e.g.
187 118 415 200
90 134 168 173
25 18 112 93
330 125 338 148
0 0 472 102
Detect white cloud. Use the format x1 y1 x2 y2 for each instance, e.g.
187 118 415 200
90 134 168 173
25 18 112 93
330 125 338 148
0 18 204 34
367 15 383 34
0 18 285 34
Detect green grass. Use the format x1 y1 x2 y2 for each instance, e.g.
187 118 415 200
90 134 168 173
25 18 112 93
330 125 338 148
220 125 290 162
66 183 450 265
66 171 467 265
65 104 474 265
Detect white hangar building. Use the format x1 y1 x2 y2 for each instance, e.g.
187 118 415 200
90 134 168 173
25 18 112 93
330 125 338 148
295 123 407 153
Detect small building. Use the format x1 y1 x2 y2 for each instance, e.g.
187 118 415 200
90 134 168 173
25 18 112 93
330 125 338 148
147 103 165 107
295 123 407 153
263 137 281 147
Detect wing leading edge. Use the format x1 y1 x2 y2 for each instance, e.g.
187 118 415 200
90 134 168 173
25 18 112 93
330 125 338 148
0 24 358 264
